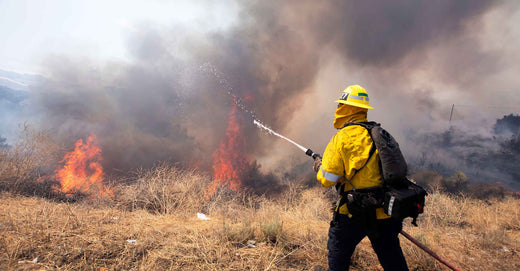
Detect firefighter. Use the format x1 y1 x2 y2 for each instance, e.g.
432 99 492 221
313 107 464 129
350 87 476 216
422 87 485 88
313 85 408 271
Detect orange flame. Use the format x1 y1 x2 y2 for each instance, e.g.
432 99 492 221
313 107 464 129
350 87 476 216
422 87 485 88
207 103 248 198
56 134 113 198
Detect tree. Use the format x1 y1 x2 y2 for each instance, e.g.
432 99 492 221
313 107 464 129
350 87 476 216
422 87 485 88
493 114 520 135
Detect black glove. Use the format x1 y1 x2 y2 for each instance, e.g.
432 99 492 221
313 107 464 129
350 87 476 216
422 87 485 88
313 157 322 173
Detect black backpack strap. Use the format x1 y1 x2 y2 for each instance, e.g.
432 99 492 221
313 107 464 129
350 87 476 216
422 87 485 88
342 121 380 132
339 121 378 193
343 121 384 185
338 142 376 196
333 130 377 222
333 183 348 223
411 216 418 227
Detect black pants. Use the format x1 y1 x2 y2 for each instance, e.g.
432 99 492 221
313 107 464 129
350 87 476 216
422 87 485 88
327 214 409 271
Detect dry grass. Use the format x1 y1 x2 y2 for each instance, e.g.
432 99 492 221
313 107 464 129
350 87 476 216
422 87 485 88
0 162 519 270
0 125 61 196
399 189 520 271
0 167 331 270
115 163 210 215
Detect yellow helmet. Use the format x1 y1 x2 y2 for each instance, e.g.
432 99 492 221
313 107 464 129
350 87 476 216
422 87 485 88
335 85 373 109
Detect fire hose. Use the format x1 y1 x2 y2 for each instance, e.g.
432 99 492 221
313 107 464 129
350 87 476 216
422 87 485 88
400 230 461 271
254 119 462 271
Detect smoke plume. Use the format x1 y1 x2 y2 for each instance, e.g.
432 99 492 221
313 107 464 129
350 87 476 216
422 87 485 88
20 0 520 190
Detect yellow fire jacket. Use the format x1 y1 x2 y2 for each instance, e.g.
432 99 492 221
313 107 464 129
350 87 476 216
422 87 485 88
317 106 390 219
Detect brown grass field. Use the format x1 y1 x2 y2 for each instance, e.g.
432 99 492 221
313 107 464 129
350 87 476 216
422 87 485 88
0 161 519 271
1 131 519 270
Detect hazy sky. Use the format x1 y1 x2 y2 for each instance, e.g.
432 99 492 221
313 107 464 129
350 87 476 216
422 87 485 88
0 0 237 73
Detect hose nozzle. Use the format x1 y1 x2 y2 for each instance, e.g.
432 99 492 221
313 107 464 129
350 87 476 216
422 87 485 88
306 149 321 160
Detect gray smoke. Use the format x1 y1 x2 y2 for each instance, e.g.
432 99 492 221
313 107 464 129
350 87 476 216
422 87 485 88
322 1 496 65
18 1 520 189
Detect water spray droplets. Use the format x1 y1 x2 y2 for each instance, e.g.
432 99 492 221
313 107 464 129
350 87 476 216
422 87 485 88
200 63 309 154
200 63 257 120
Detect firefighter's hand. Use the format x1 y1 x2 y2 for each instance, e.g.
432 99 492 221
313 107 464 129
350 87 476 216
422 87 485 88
313 157 322 173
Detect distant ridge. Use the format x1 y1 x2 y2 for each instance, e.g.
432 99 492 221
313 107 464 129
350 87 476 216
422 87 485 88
0 69 45 91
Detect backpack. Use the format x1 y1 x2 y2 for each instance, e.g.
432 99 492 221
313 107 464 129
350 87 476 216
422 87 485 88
340 122 427 226
343 122 407 187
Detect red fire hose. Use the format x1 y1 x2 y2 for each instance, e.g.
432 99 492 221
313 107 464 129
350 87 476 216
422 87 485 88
400 230 462 271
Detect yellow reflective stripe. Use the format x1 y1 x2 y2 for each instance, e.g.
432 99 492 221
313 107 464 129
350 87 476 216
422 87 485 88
320 166 342 183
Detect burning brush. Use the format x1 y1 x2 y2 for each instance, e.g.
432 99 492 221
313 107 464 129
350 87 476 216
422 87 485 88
55 133 113 198
206 103 249 199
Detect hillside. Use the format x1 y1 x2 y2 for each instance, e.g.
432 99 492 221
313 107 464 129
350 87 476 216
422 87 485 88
0 164 519 270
